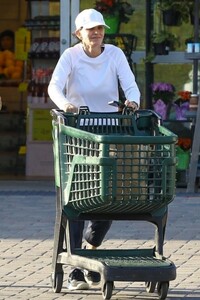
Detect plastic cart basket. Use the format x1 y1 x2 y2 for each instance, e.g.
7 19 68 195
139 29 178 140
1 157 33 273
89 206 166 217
50 108 177 300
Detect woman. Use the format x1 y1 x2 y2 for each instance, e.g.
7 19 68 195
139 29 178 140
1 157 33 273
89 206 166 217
0 30 15 52
48 8 140 290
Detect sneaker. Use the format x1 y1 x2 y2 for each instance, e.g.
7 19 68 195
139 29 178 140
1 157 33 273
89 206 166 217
84 270 101 286
67 268 89 290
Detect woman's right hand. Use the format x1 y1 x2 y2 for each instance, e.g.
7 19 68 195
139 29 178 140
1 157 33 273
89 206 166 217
124 100 139 111
64 103 78 113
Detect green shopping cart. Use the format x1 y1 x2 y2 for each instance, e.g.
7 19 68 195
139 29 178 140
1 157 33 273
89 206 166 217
50 107 177 300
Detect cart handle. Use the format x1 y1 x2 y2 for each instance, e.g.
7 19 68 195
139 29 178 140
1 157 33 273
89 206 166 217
108 101 162 121
51 106 162 131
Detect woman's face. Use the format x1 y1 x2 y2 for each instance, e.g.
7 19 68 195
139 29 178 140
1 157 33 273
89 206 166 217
77 25 105 48
1 36 14 51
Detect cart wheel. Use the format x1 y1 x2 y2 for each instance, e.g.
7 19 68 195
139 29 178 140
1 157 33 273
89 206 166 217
102 281 113 300
157 281 169 300
145 281 157 293
51 272 63 293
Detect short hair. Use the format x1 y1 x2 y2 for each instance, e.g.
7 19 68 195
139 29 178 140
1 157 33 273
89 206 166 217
0 30 14 40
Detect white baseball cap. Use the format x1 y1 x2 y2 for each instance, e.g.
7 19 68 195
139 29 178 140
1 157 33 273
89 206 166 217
75 9 110 30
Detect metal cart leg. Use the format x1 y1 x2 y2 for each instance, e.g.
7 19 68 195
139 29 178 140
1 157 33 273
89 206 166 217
155 209 168 256
51 187 65 293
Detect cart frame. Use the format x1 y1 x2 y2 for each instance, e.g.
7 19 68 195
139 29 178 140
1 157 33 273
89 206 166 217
51 108 177 300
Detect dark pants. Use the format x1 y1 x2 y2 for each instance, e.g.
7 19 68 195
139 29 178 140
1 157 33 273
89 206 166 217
69 220 112 249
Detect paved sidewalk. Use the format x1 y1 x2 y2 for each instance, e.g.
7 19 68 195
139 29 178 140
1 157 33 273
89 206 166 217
0 180 199 300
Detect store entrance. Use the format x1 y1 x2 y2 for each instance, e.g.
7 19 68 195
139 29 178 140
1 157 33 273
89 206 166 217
0 0 80 180
0 0 28 179
0 0 61 180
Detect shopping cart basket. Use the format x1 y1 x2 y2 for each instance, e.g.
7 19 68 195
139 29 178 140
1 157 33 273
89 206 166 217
51 107 177 300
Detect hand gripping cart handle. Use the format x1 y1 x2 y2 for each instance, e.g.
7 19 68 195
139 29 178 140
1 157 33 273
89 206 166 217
50 107 177 300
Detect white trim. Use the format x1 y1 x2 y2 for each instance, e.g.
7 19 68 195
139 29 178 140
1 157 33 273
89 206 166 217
60 0 80 54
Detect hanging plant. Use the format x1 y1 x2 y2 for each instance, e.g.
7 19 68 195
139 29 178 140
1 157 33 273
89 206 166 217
94 0 135 33
162 9 181 26
158 0 193 26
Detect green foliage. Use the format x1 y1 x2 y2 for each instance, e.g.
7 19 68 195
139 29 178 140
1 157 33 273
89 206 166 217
142 52 155 63
152 31 179 45
94 0 135 24
158 0 193 24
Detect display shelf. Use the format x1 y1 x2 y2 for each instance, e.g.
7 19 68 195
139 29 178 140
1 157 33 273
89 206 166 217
185 52 200 60
25 0 60 177
132 51 192 64
0 111 26 176
28 102 55 109
0 80 22 87
24 16 60 30
28 36 60 59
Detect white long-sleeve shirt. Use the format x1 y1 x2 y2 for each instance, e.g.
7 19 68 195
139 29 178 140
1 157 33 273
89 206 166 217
48 43 140 112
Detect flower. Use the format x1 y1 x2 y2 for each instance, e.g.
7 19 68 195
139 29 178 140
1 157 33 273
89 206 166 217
176 137 191 170
177 137 192 151
174 90 191 109
151 82 175 104
177 90 191 101
94 0 134 24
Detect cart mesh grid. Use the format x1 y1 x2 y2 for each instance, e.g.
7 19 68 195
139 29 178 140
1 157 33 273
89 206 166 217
54 111 177 217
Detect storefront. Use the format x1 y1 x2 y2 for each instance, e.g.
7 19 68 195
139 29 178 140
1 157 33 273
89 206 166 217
0 0 198 180
0 0 80 179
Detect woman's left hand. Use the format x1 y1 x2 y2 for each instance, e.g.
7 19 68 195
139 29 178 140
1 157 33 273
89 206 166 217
124 100 139 111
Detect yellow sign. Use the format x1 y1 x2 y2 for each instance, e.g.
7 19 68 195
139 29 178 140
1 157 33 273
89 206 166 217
32 109 52 141
15 28 31 61
18 82 28 92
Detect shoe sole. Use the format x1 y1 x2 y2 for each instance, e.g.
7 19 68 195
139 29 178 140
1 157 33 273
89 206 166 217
67 282 89 290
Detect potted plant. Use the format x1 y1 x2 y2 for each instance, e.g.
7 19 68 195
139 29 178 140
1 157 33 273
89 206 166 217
143 31 179 62
152 31 179 55
169 90 191 120
94 0 134 33
151 82 175 120
176 137 192 170
158 0 192 26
